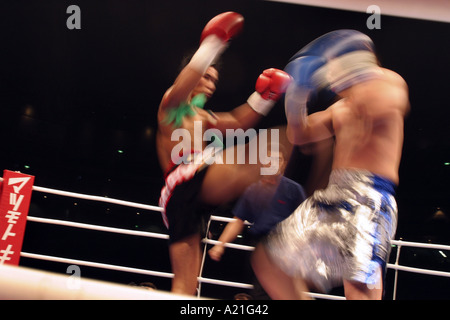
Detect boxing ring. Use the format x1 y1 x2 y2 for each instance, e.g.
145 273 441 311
1 171 449 300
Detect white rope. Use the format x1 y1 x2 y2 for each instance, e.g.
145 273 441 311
387 263 450 278
392 240 450 251
392 243 402 300
203 238 255 252
197 218 213 298
210 216 450 252
20 252 175 279
32 185 163 212
29 184 450 252
26 214 450 279
16 181 450 298
308 292 346 300
26 216 169 240
20 252 255 291
210 215 253 226
197 277 253 290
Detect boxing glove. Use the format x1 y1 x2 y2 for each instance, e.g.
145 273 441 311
283 56 327 126
200 11 244 43
190 12 244 75
285 55 327 90
247 68 292 116
287 29 379 93
283 30 379 126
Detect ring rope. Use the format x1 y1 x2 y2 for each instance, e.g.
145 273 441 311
28 184 450 279
210 215 253 225
391 239 450 251
32 185 163 212
25 213 450 285
8 181 450 298
20 252 174 279
20 251 254 290
24 218 256 290
203 238 255 252
29 183 450 252
386 263 450 278
197 276 253 290
26 216 170 240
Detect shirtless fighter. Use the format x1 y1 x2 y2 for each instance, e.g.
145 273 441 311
157 12 291 295
252 30 410 300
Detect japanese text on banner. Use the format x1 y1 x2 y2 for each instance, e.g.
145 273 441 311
0 170 35 265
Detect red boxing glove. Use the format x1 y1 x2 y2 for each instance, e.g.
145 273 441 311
247 68 292 116
200 11 244 43
190 12 243 75
255 68 292 100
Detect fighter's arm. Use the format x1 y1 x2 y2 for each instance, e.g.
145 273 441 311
211 103 262 131
285 83 334 145
212 68 292 132
160 68 205 111
159 12 244 112
283 54 336 145
208 217 245 261
286 108 334 145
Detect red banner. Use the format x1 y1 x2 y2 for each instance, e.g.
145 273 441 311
0 170 34 266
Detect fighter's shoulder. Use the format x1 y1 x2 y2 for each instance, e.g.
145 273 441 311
380 68 410 114
380 68 408 90
327 98 349 114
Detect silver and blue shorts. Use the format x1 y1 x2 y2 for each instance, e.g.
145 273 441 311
263 169 397 292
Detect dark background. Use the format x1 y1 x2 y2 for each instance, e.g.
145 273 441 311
1 0 449 299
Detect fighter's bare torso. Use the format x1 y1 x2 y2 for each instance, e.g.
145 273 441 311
157 105 217 172
329 69 409 184
289 68 409 184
